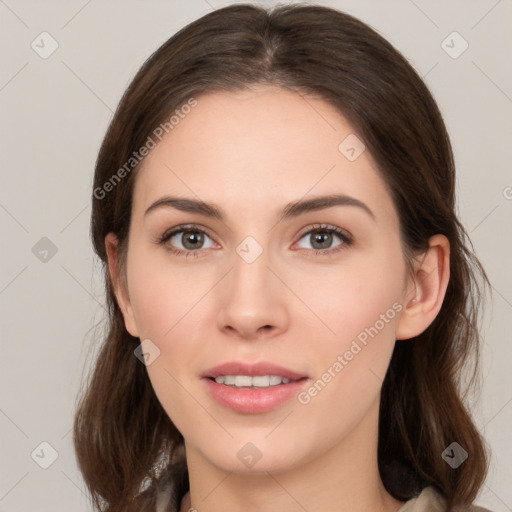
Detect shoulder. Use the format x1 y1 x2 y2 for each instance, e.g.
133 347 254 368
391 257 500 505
399 486 494 512
460 504 494 512
133 458 189 512
153 460 189 512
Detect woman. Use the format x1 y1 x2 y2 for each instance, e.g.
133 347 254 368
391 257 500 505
74 4 493 512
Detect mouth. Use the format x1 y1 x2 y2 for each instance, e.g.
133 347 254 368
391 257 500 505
204 375 308 389
201 361 310 414
201 360 308 382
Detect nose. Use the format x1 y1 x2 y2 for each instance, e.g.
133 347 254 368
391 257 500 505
216 245 289 341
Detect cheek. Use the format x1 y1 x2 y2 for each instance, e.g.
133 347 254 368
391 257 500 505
296 259 404 348
293 253 405 409
127 254 201 430
126 248 193 339
295 269 402 424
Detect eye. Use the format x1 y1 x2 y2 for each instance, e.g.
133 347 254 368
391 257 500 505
156 224 217 257
155 223 353 258
294 224 353 255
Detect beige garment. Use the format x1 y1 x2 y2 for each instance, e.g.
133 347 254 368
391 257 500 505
147 458 494 512
169 486 493 512
397 486 492 512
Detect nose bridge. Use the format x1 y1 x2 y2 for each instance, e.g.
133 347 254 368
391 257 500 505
230 236 274 302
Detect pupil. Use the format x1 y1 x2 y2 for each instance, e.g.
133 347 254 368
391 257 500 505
313 231 331 249
183 231 203 249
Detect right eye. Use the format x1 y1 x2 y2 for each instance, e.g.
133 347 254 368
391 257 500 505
157 224 218 257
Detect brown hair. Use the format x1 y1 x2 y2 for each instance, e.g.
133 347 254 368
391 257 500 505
74 3 491 511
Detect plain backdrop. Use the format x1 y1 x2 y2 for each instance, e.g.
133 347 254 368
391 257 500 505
0 1 511 511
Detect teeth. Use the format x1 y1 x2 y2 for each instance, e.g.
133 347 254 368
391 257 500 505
213 375 292 387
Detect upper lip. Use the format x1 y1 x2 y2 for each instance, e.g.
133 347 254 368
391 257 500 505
201 361 308 381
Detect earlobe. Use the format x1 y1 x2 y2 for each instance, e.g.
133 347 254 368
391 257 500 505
395 234 450 341
104 233 139 338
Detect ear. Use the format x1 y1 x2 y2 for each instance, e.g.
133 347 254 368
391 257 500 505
395 234 450 341
105 233 139 338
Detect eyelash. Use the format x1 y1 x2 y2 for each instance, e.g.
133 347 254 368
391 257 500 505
155 223 353 259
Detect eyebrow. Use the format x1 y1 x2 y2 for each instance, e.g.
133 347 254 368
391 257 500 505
144 194 376 222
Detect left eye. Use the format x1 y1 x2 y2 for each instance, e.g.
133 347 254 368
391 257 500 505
295 226 351 252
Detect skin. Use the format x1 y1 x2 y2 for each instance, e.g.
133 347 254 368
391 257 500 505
106 85 450 512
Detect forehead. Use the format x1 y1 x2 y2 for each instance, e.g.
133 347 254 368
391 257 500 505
132 86 396 224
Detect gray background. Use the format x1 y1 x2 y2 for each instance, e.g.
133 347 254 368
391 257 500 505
0 0 511 511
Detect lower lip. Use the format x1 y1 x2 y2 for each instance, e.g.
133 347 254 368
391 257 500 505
203 377 309 414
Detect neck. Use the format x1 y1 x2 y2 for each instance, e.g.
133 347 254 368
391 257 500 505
179 396 404 512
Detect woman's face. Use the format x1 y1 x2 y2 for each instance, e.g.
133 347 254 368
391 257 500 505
111 86 417 473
